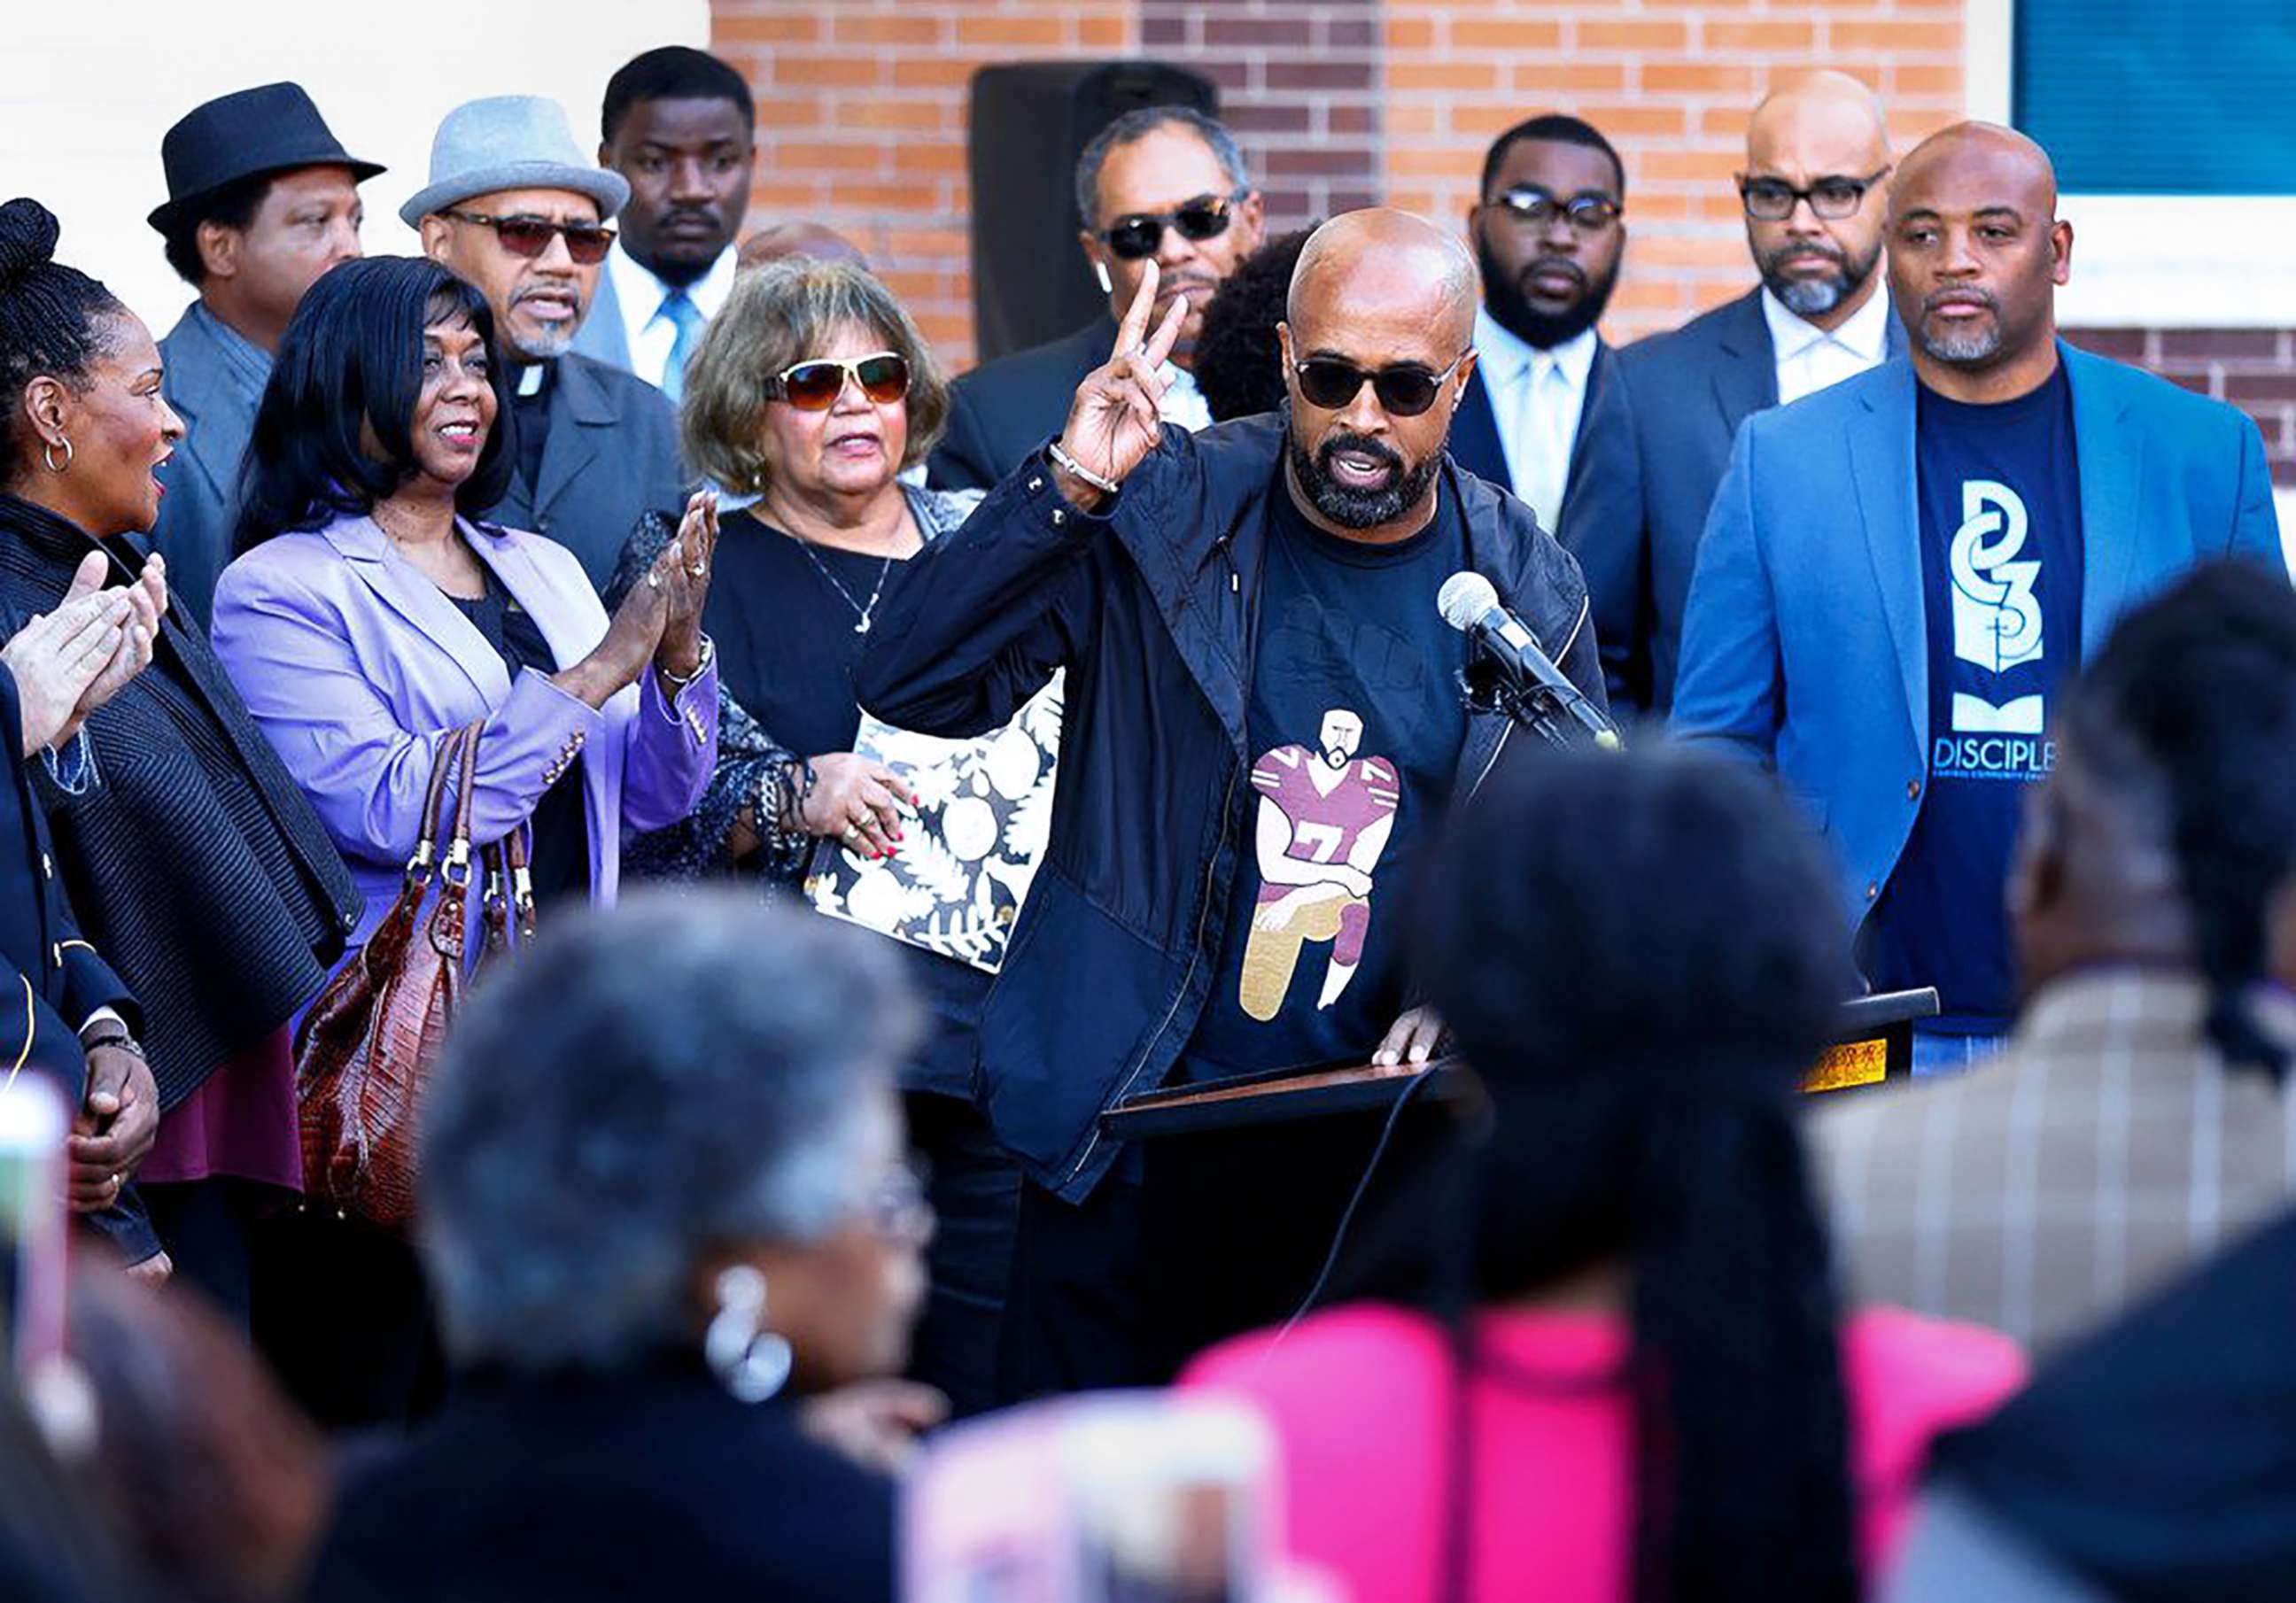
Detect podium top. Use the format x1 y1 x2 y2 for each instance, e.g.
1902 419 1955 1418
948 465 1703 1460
1099 988 1942 1142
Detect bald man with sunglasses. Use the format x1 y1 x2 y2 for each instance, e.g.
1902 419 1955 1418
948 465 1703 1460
862 212 1605 1394
411 96 686 593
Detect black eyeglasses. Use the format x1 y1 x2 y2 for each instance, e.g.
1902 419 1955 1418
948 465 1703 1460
1099 190 1247 261
764 352 911 411
1487 185 1622 233
1294 351 1470 418
1738 166 1893 222
443 210 617 265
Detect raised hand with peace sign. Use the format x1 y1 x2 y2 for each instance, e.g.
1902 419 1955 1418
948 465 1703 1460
1047 260 1191 513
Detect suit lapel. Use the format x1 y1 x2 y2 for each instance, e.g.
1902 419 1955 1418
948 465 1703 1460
528 360 606 524
1563 342 1616 505
1846 368 1927 745
321 516 510 705
2066 346 2145 660
1710 290 1780 443
1448 369 1510 492
468 522 596 673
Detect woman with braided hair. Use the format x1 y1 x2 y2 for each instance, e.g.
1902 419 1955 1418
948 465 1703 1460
0 197 359 1313
1185 745 2024 1603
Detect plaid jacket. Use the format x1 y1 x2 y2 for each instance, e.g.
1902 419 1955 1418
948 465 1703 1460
1813 968 2296 1356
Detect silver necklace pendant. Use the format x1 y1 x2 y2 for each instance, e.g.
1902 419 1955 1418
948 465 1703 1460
855 615 873 635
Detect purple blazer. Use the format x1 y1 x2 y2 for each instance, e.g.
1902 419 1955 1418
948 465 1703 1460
208 514 718 955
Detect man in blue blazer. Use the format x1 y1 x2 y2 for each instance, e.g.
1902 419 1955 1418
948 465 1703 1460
1448 114 1645 709
1673 122 2284 1071
1617 74 1906 711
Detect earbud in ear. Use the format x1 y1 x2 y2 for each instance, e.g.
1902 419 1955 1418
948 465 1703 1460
1094 259 1113 295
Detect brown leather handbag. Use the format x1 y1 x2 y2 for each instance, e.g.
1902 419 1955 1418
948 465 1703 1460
294 722 489 1230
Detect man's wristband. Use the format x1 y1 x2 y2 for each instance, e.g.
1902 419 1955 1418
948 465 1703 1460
1047 439 1121 499
81 1030 142 1059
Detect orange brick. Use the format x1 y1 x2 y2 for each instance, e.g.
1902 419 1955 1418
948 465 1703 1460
836 99 957 133
767 53 885 89
1075 15 1130 49
1385 16 1439 50
1451 18 1563 50
830 12 944 48
1571 103 1688 139
1386 102 1441 138
1574 19 1688 51
1705 19 1817 52
1893 63 1966 97
1510 61 1628 96
1640 148 1740 185
1699 105 1753 141
1626 192 1694 221
712 12 821 48
1389 146 1477 180
772 141 890 174
1641 62 1758 97
883 228 969 259
1390 60 1501 92
753 96 828 131
1628 233 1750 270
954 15 1066 48
1828 20 1960 54
893 57 979 91
749 182 831 212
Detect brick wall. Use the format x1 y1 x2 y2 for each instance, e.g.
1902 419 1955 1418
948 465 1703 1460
709 0 2296 485
1379 0 1964 341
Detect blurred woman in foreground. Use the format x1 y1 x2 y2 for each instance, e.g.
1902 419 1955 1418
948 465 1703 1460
311 891 934 1603
1185 747 2027 1603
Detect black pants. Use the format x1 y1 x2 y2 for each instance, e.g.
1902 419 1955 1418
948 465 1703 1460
250 1206 447 1434
997 1112 1423 1401
904 1092 1021 1420
143 1177 260 1329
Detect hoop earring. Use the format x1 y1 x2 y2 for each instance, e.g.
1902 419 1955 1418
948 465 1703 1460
703 1264 792 1404
41 438 72 475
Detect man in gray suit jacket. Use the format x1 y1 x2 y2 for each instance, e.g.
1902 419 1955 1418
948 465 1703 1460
1617 72 1904 709
412 97 686 592
147 83 383 629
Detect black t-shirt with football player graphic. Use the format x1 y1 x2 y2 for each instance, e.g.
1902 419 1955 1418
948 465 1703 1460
1178 477 1470 1082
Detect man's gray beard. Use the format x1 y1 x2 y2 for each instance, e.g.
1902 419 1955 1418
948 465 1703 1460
1920 321 2003 364
1777 276 1846 317
509 318 577 362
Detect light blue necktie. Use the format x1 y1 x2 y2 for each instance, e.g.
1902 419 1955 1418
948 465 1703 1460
661 289 704 403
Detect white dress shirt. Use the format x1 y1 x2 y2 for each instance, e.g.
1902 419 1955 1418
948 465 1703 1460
605 240 739 393
1472 309 1596 533
1160 362 1213 433
1762 283 1894 407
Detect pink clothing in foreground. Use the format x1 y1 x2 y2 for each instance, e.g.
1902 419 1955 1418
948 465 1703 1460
1181 1303 2025 1603
137 1026 300 1192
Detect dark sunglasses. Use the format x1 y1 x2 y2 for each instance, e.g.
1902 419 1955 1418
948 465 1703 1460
1294 351 1470 418
1489 185 1622 233
1100 191 1245 261
443 210 617 266
1738 166 1893 222
764 352 912 411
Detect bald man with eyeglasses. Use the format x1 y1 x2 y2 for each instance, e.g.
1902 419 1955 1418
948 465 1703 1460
1612 72 1911 714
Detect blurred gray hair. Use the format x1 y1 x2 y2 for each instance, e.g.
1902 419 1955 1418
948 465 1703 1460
1073 105 1252 228
416 889 919 1373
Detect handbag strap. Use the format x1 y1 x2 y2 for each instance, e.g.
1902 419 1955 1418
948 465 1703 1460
402 719 473 886
428 722 487 962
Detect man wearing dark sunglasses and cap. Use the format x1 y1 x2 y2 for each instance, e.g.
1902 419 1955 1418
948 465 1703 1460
863 210 1604 1395
1449 113 1643 711
410 96 685 593
148 82 381 630
928 105 1265 492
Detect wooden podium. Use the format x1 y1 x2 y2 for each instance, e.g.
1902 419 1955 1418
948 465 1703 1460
1101 987 1939 1142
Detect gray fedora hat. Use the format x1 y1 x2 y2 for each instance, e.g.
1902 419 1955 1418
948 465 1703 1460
399 95 630 228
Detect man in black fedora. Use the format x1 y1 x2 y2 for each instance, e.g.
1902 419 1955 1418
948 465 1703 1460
148 82 381 629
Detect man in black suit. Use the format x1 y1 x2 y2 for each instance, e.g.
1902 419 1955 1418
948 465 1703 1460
928 105 1263 491
1448 114 1644 709
1618 71 1904 712
413 96 686 592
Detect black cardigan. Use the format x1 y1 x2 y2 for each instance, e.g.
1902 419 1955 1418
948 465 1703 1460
0 495 358 1108
310 1357 897 1602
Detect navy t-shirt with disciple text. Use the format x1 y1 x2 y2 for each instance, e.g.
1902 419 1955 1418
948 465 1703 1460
1865 363 2083 1030
1179 481 1470 1081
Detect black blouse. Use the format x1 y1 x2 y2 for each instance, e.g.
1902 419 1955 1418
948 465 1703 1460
448 578 590 912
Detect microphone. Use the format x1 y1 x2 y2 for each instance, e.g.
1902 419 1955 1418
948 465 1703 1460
1437 571 1619 748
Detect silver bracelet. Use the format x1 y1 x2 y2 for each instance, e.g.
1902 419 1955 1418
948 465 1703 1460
1047 439 1121 498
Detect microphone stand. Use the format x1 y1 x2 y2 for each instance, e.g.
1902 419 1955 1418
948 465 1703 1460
1456 650 1624 750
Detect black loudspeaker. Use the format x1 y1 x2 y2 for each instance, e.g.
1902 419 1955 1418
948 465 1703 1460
966 60 1219 364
